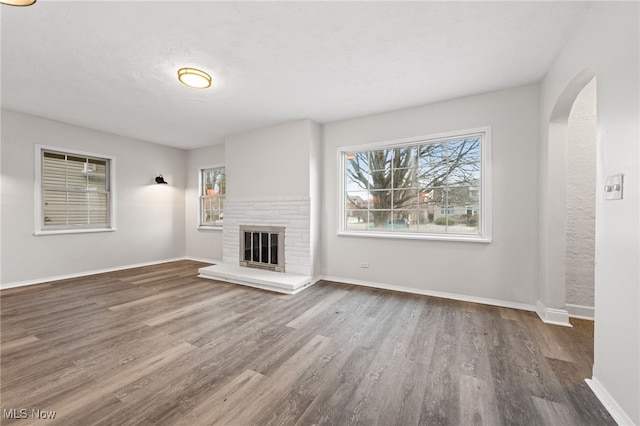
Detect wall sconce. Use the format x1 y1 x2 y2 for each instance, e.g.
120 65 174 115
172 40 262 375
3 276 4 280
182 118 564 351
1 0 36 6
155 174 168 184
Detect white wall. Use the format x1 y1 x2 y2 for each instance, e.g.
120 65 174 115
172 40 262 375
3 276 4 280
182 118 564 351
225 120 311 199
1 110 187 286
565 80 596 308
540 2 639 424
309 120 323 278
223 119 321 277
321 84 539 305
185 143 225 262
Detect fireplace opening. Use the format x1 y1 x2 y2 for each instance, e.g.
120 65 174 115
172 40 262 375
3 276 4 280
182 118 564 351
239 225 285 272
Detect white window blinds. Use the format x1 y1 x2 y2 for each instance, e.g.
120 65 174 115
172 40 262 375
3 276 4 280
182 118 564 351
41 150 111 228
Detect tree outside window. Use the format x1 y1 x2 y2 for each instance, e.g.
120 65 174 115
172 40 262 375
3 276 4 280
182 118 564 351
342 130 487 238
200 167 225 227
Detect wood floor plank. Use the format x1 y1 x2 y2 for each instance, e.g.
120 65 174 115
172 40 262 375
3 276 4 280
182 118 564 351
547 357 616 425
523 312 576 363
285 288 350 329
174 369 266 426
419 300 464 425
531 395 579 425
458 375 501 426
38 342 196 424
0 260 616 426
267 295 398 424
214 334 332 425
340 295 426 425
293 290 394 425
0 335 39 353
107 281 212 311
143 288 245 327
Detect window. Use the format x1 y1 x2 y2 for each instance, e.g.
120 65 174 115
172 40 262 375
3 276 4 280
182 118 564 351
199 166 225 228
440 206 455 215
35 146 114 234
340 127 491 242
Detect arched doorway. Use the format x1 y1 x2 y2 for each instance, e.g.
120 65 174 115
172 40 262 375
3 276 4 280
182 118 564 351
537 69 597 326
564 79 596 319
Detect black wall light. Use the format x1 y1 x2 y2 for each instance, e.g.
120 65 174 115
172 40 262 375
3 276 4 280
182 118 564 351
155 174 168 184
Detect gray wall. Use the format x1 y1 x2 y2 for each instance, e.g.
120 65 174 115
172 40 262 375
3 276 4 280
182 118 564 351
1 110 186 286
184 143 226 262
321 84 540 305
225 120 312 199
539 2 639 423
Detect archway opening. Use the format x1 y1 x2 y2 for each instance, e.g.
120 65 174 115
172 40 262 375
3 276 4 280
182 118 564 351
538 69 596 327
564 79 597 319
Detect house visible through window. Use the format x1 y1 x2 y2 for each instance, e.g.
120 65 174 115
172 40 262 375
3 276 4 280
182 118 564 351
200 166 225 227
37 147 114 234
340 127 491 242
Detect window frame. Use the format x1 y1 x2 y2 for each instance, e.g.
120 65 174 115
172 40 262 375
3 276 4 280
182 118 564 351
338 126 492 243
198 164 226 231
34 145 116 235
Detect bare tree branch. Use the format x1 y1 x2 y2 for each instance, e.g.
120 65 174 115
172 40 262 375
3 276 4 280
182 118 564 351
345 138 480 226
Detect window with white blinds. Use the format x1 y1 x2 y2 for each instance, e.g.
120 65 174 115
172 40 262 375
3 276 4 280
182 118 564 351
36 147 114 234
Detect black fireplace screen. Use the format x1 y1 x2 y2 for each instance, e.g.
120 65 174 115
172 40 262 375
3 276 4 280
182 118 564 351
244 231 279 266
239 225 285 272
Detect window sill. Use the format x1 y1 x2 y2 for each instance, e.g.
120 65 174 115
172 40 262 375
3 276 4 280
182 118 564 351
337 230 491 243
198 225 223 231
34 227 116 236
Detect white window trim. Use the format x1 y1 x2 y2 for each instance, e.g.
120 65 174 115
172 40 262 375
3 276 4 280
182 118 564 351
34 145 116 236
337 126 492 243
197 164 225 231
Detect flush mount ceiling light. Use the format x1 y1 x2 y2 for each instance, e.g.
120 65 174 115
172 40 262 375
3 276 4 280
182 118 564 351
177 68 212 89
1 0 36 5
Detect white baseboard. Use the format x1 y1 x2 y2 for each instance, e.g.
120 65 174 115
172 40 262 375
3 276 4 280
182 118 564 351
184 256 220 264
566 303 595 320
320 275 536 313
586 377 636 426
0 257 186 291
536 300 572 327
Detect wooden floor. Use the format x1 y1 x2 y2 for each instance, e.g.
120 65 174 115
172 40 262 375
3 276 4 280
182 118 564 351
1 260 614 426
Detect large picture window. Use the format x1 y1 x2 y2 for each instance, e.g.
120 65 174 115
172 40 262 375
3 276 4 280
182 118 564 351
199 166 225 228
339 127 491 242
36 146 114 234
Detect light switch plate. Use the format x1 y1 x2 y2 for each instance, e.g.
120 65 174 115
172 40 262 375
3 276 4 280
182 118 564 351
604 174 624 200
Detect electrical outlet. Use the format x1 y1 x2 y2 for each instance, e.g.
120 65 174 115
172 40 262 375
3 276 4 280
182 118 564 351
360 261 369 268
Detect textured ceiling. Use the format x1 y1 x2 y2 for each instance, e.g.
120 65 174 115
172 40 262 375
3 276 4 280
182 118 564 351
1 1 589 149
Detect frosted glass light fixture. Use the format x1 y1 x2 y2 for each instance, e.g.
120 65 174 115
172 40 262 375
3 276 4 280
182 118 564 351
1 0 36 5
177 68 212 89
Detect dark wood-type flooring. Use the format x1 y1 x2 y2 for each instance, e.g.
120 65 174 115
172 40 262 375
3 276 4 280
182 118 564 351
1 260 615 425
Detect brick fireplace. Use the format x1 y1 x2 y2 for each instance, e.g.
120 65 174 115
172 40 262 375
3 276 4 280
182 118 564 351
222 197 312 276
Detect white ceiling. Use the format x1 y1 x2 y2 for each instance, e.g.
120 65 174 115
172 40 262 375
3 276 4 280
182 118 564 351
1 1 589 150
